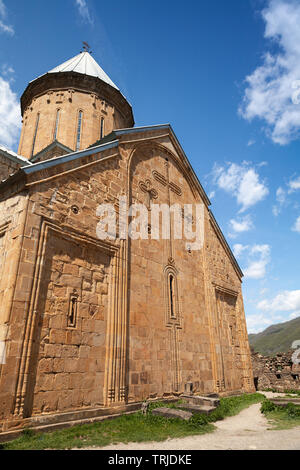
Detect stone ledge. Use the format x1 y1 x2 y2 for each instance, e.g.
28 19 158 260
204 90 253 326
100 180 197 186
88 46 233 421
0 397 180 441
152 407 192 421
0 410 138 443
270 398 300 406
181 394 220 407
178 403 216 415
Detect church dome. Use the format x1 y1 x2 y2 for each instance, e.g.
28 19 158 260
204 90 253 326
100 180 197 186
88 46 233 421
18 51 134 160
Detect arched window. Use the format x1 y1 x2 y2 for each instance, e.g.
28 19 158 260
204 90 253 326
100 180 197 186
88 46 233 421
100 117 105 139
164 266 180 323
76 110 83 151
53 109 60 141
31 113 40 157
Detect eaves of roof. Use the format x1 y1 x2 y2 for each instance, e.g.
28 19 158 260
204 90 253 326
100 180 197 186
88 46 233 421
0 146 31 166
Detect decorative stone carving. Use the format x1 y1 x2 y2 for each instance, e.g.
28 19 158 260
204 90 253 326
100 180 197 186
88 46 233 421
139 179 158 209
169 181 182 196
152 170 182 196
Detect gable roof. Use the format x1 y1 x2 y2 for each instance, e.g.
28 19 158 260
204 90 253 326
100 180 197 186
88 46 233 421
22 139 119 174
36 52 119 90
30 140 73 163
0 145 31 166
21 124 211 206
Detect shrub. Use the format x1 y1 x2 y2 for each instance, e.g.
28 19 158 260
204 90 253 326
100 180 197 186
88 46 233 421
261 400 276 413
261 399 300 419
286 403 300 418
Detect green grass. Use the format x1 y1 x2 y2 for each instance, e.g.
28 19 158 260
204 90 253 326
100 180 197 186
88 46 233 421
261 399 300 430
0 393 264 450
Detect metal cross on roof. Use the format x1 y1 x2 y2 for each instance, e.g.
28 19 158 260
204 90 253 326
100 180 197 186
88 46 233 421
82 41 92 53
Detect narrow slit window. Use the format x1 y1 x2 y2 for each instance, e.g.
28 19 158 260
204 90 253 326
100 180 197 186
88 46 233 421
76 111 83 150
31 113 40 157
169 274 176 318
100 117 105 139
68 293 78 328
229 325 234 345
53 109 60 141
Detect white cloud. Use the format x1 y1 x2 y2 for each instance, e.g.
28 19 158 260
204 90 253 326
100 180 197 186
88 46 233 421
288 175 300 193
233 243 249 258
246 313 277 333
212 162 269 212
290 311 300 319
246 312 288 333
248 286 300 333
273 175 300 215
257 289 300 312
229 215 254 236
0 0 14 35
0 0 5 17
260 287 269 295
1 64 14 76
232 243 271 279
247 139 256 146
243 244 271 279
276 187 286 205
240 0 300 145
0 20 13 35
0 75 21 148
272 186 287 216
292 215 300 233
75 0 93 25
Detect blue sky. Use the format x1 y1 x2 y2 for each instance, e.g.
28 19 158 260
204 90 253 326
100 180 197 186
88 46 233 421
0 0 300 333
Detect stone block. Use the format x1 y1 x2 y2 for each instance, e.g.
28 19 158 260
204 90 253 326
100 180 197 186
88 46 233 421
152 407 192 421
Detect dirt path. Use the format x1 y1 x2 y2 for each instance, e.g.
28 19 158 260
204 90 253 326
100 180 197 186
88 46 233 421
81 393 300 450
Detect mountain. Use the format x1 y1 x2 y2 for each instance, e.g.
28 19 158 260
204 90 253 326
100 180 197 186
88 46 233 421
248 316 300 356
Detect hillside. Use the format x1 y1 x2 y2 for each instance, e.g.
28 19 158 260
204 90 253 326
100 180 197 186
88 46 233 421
248 316 300 355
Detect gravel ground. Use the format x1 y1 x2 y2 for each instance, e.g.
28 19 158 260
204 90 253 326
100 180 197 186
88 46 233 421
78 393 300 450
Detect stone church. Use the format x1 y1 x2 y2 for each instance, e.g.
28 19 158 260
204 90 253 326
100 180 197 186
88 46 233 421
0 51 254 432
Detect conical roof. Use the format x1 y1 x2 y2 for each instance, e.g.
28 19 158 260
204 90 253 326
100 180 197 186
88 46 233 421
44 51 119 90
23 51 134 125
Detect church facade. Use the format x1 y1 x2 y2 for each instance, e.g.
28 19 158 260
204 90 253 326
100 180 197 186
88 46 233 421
0 52 254 432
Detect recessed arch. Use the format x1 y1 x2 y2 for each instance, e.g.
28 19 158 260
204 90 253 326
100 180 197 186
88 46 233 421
163 263 181 326
126 141 201 202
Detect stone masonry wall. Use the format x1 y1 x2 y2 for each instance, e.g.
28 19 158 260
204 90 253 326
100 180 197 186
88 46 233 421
204 215 254 394
0 191 29 418
0 154 21 182
0 130 254 426
18 88 126 159
252 350 300 391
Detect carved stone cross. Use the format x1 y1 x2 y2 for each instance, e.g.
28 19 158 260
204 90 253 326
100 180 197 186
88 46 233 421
139 179 158 209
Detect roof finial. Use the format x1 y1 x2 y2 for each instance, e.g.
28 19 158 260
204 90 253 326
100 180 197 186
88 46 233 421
82 41 92 54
